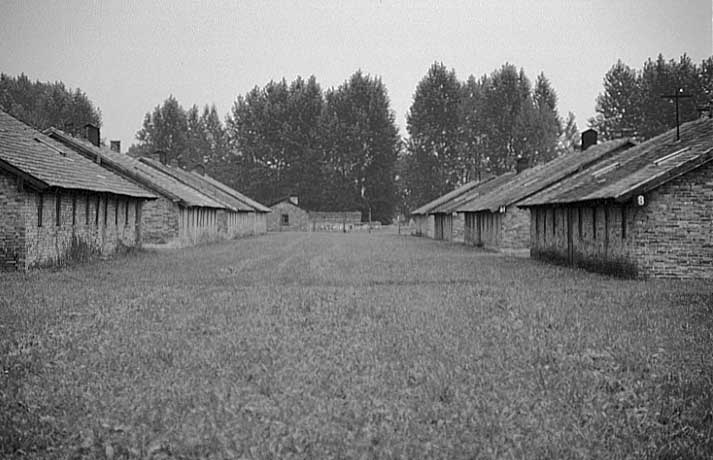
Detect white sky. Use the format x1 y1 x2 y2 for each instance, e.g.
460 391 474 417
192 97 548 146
1 0 711 148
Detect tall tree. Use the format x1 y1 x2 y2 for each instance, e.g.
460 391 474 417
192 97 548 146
0 73 102 133
513 73 562 166
477 64 534 174
557 112 580 155
225 76 324 206
458 75 489 181
590 54 709 141
135 95 189 166
405 62 462 209
320 71 401 222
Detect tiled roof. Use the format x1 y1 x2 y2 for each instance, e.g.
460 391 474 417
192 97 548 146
434 172 517 214
0 111 155 199
519 117 713 207
457 138 635 213
410 180 483 215
46 128 224 209
188 170 271 213
139 157 254 212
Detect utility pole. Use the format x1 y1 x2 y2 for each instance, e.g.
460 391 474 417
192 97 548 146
661 88 693 140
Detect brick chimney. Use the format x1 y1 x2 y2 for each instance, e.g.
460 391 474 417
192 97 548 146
515 157 528 174
149 150 168 165
84 123 100 147
581 129 598 151
110 140 121 153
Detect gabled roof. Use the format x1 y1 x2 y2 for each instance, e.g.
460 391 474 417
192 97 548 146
191 170 271 213
0 111 155 199
46 128 224 209
434 172 517 214
457 138 635 213
269 196 302 208
410 180 483 216
519 117 713 207
139 157 253 212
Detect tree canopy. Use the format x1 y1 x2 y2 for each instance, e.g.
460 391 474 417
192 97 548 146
590 54 712 141
0 73 102 134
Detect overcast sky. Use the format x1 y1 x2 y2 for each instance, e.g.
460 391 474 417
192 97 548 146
1 0 711 148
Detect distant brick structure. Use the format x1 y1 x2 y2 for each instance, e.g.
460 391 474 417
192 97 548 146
520 117 713 279
267 197 310 231
308 211 362 232
0 111 155 270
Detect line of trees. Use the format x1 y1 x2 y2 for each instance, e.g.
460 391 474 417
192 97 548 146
590 54 713 141
400 62 574 212
130 72 401 223
0 73 102 134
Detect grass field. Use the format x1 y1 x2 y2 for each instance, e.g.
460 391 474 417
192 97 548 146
1 232 712 459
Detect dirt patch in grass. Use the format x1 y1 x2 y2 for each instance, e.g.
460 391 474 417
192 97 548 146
1 232 712 458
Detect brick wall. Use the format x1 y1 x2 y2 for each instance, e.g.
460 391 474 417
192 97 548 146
463 208 529 250
267 202 310 231
528 161 713 279
630 161 713 278
452 213 465 243
411 214 434 238
0 174 144 271
0 170 26 269
142 196 179 243
255 213 267 234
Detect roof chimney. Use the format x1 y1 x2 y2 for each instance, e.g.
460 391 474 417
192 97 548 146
581 129 597 151
150 150 168 165
84 123 100 147
515 157 528 174
110 140 121 153
290 195 299 206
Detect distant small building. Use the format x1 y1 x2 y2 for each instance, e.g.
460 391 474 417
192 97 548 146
0 111 155 270
519 117 713 279
47 128 225 246
457 135 635 250
267 196 310 231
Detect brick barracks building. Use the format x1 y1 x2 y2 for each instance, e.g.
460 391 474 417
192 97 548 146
520 117 713 279
0 111 155 270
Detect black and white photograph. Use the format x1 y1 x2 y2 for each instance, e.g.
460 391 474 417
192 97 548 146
1 1 712 458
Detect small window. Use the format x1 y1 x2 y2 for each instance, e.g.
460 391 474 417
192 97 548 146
281 213 289 225
56 193 61 227
37 193 43 227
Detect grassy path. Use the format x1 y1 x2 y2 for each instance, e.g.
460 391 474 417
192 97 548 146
1 232 712 459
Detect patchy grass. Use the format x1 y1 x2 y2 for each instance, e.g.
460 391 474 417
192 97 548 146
1 232 712 459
